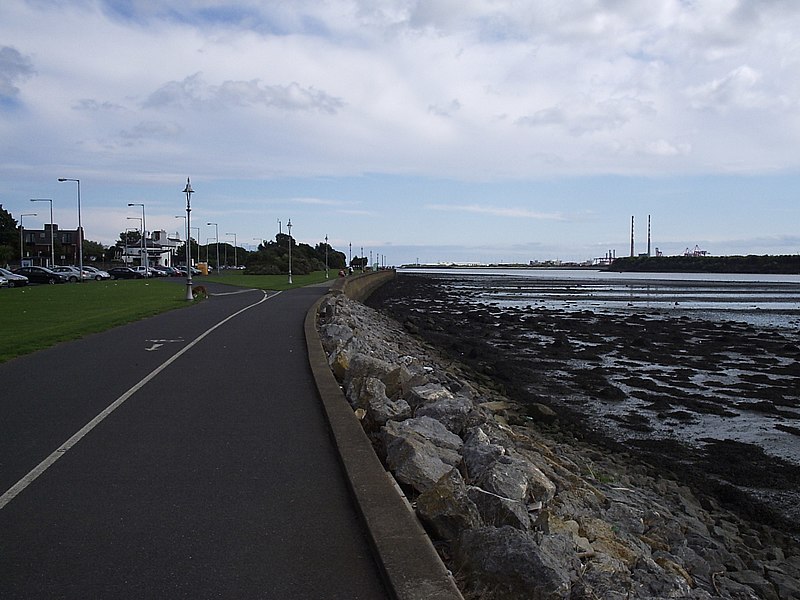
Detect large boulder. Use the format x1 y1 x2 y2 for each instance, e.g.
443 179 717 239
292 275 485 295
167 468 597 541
408 383 455 408
455 526 572 600
383 417 464 493
467 485 531 531
415 394 474 435
416 468 482 541
462 427 506 481
358 377 412 429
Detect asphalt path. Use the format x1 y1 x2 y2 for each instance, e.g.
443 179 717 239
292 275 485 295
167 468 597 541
0 282 388 599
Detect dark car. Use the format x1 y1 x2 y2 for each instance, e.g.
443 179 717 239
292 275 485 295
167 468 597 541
13 266 69 284
108 267 144 280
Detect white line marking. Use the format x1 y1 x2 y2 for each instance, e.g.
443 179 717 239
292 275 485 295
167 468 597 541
0 289 279 510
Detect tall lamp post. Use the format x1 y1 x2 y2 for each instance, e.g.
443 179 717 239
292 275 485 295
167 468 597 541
128 203 147 272
287 218 293 284
207 222 219 273
58 178 82 281
30 199 54 267
19 212 37 265
325 234 329 279
183 178 194 301
226 232 237 269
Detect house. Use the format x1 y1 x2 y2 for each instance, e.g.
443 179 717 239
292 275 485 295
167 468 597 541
21 224 84 268
119 229 181 267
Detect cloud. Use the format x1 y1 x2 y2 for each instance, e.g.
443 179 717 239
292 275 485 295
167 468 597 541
427 203 566 220
143 72 344 114
0 46 34 104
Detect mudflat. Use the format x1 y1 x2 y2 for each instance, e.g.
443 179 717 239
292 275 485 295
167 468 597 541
367 273 800 537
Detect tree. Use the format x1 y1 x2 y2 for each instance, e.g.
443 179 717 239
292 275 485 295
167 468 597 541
0 204 18 264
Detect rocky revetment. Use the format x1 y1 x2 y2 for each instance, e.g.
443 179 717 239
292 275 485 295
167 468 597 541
317 289 799 600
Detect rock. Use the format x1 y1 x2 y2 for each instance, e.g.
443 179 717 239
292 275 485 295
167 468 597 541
467 485 530 531
462 427 506 481
729 570 780 600
383 417 463 492
408 382 455 408
358 377 411 429
416 468 482 541
415 394 474 435
455 526 572 599
529 402 558 424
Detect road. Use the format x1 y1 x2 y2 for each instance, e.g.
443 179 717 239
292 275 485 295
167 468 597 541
0 283 388 599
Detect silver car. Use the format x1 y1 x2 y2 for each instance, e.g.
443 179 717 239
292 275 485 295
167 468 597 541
82 265 111 280
0 267 29 287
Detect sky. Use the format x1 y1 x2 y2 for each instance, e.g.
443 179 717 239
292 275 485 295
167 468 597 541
2 0 800 265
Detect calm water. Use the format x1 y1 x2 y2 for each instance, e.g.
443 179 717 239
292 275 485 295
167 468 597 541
402 268 800 329
394 268 800 468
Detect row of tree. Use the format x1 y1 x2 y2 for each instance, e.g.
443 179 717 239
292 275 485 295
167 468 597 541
1 204 357 274
610 254 800 274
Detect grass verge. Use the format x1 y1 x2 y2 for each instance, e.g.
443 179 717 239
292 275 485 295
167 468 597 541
0 271 336 363
0 279 188 363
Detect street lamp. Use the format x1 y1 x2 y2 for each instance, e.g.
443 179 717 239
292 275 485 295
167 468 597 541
19 212 37 265
30 199 54 267
287 218 293 284
128 203 147 272
325 234 329 279
207 222 219 274
58 178 82 281
182 178 194 301
361 246 364 272
226 232 237 269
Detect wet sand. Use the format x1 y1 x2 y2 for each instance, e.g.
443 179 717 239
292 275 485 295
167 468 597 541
367 273 800 537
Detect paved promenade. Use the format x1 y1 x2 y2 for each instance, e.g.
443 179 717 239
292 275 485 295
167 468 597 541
0 282 388 598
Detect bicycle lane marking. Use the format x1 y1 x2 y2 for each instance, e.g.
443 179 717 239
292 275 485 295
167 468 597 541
0 289 280 511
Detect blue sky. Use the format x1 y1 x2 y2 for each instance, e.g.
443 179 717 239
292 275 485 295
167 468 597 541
2 0 800 265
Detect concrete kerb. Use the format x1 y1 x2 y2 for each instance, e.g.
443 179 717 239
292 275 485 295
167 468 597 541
304 272 464 600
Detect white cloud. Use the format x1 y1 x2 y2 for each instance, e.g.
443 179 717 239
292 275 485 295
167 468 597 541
427 203 566 220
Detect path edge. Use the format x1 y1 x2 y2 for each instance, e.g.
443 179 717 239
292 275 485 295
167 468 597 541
304 273 464 600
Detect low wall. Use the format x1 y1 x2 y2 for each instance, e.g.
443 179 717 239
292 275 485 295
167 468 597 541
333 270 396 302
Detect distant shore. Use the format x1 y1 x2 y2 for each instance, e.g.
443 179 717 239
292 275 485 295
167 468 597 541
401 253 800 275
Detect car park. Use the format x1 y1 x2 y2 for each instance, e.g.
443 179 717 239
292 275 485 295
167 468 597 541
0 267 29 287
82 265 111 280
108 267 144 280
13 266 69 284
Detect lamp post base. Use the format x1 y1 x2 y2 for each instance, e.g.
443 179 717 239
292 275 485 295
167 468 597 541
185 280 194 301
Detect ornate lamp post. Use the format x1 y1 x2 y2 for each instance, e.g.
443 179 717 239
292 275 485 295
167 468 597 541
183 178 194 301
30 199 54 267
58 178 83 281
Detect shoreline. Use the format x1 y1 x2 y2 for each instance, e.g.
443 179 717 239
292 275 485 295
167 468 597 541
365 274 800 537
319 284 800 599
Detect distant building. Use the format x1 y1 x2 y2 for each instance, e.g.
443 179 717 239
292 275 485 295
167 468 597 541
21 224 84 267
118 229 181 267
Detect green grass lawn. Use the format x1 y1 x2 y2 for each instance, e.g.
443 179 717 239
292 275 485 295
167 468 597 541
0 271 334 363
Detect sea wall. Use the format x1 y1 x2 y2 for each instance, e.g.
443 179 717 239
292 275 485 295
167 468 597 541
316 291 800 600
333 269 396 302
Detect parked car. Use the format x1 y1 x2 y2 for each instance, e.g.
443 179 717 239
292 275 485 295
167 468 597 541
108 267 145 280
51 266 85 282
13 266 69 284
0 275 7 288
82 265 111 280
151 265 179 277
131 265 155 278
0 267 29 287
